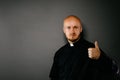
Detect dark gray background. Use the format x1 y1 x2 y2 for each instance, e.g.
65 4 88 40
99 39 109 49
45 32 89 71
0 0 119 80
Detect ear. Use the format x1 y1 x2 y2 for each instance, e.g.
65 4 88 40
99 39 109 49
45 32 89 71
80 26 83 33
63 27 65 34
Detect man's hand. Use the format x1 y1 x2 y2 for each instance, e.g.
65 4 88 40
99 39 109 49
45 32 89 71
88 41 101 60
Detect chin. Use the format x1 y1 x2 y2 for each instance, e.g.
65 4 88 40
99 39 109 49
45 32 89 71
68 38 78 42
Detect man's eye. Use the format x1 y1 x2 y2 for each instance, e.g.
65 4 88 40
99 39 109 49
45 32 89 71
74 26 78 29
67 26 71 29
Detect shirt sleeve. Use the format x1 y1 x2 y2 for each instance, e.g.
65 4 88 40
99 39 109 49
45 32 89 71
49 54 59 80
96 49 120 76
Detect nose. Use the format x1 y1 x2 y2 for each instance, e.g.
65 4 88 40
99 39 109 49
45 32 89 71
71 28 75 33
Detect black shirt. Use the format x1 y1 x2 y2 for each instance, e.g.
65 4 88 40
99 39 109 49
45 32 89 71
49 38 116 80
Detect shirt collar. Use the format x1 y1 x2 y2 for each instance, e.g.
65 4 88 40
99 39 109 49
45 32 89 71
70 43 74 47
69 37 83 47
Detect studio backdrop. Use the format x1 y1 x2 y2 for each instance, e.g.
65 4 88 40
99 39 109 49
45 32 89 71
0 0 119 80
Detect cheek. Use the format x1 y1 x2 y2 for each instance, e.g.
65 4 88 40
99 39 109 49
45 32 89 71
75 30 81 34
64 30 70 34
64 31 69 36
65 32 70 37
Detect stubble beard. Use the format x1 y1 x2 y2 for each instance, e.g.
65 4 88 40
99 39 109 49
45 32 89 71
67 35 80 43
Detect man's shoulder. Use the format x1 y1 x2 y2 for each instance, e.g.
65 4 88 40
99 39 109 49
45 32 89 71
54 43 69 57
56 43 68 53
79 38 95 48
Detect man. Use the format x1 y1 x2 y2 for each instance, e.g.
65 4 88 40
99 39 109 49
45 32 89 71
49 15 119 80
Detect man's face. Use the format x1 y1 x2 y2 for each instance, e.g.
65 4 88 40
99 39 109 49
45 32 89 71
63 17 82 42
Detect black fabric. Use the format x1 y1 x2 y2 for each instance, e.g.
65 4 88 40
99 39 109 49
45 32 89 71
49 38 118 80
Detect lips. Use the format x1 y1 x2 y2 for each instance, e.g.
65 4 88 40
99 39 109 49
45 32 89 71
70 33 76 36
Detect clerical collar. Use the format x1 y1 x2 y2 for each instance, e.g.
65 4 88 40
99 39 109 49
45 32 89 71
68 37 81 47
70 43 74 47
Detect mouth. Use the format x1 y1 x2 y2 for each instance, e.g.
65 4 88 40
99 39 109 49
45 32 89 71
69 35 77 40
70 33 76 36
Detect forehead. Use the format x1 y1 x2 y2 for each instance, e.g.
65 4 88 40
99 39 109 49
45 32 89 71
64 17 81 26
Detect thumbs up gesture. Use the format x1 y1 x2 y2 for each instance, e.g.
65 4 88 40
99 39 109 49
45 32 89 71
88 41 101 60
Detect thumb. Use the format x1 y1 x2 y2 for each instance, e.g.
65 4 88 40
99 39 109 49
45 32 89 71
95 41 99 49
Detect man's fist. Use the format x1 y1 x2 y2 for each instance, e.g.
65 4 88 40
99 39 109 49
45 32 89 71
88 41 101 60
